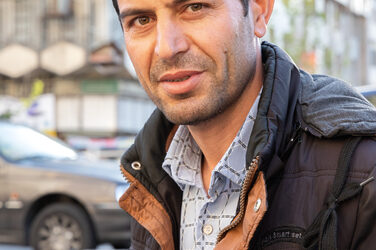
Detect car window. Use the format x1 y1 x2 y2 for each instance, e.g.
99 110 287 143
0 122 77 162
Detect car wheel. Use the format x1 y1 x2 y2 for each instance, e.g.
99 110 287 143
29 203 95 250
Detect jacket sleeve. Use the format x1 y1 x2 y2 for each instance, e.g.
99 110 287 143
350 166 376 250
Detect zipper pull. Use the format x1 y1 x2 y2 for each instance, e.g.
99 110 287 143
216 155 260 243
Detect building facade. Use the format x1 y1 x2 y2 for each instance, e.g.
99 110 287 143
0 0 154 155
266 0 375 86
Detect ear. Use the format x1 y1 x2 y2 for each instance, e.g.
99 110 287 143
250 0 275 38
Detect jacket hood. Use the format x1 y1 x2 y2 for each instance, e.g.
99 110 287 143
299 72 376 137
243 41 376 176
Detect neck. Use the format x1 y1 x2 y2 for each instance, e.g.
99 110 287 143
187 49 264 185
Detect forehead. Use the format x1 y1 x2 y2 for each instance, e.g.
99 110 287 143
117 0 189 8
117 0 196 21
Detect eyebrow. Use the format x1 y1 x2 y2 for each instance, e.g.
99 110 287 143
120 8 151 20
119 0 191 20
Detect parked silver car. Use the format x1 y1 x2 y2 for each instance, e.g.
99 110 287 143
0 121 130 250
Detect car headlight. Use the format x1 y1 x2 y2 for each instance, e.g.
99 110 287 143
115 184 129 202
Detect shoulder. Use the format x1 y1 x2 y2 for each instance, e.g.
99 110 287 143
259 134 376 249
351 136 376 177
286 133 376 180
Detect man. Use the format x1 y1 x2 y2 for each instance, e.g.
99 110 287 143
112 0 376 249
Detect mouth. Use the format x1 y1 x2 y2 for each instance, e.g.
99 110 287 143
158 71 203 95
163 75 191 82
159 71 201 82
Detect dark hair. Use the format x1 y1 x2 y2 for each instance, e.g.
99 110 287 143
240 0 249 16
112 0 120 16
111 0 249 18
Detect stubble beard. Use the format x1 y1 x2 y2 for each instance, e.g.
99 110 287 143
146 51 256 125
162 83 228 126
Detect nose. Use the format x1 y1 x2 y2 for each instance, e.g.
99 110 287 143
154 20 189 59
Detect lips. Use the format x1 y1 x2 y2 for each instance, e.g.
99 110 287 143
159 71 202 95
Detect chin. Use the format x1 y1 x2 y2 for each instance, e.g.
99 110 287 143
162 105 223 126
163 112 198 125
156 93 228 125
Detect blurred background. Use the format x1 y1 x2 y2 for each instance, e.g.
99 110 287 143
0 0 375 159
0 0 375 249
0 0 155 161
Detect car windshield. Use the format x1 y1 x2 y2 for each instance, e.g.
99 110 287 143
0 122 77 162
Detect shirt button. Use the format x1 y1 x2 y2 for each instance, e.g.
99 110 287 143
203 224 213 235
254 198 262 212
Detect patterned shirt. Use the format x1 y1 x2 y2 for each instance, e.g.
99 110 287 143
162 91 261 250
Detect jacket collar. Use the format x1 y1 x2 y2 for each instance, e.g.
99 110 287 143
246 41 301 170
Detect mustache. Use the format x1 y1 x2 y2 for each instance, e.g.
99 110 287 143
150 53 212 82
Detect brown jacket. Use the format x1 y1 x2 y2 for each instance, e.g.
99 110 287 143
119 42 376 250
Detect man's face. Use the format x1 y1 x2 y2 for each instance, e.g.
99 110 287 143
118 0 260 125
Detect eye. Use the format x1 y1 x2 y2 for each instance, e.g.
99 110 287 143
136 16 150 26
188 3 203 12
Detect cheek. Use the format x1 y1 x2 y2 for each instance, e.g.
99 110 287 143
125 38 153 80
189 24 229 67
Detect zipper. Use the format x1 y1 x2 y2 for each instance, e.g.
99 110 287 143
216 155 260 244
120 163 132 184
120 160 143 184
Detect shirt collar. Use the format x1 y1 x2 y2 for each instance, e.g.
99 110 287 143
162 125 202 190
